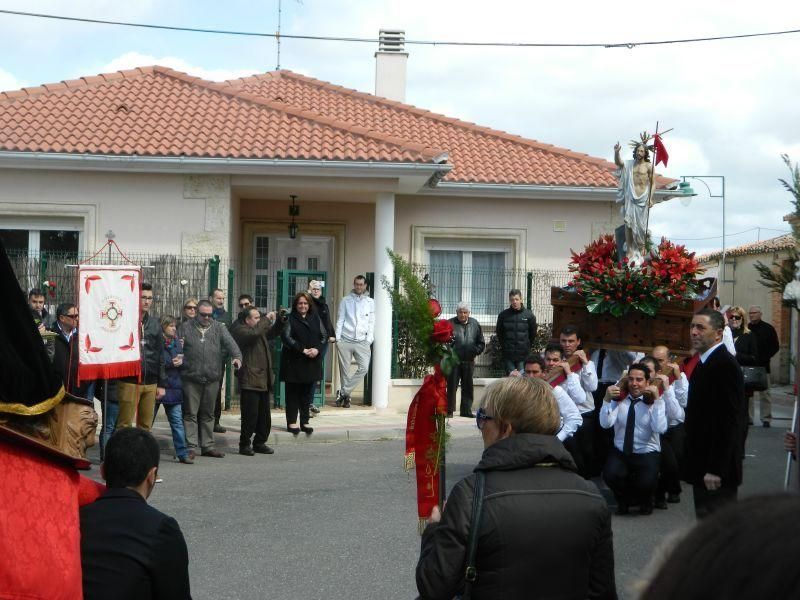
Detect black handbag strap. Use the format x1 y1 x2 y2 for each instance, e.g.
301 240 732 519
463 471 486 599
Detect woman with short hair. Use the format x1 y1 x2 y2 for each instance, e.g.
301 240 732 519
416 376 616 599
154 315 192 464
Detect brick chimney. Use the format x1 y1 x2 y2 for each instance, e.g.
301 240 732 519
374 29 407 102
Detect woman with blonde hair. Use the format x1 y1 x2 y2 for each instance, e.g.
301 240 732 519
416 376 616 599
181 297 199 324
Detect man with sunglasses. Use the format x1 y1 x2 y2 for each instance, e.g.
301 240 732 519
747 305 779 427
178 299 241 458
49 302 84 395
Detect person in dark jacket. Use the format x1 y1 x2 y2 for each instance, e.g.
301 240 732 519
48 302 83 395
728 306 759 366
728 305 759 454
117 283 164 430
229 306 283 455
416 376 616 600
747 305 779 427
447 301 485 418
80 427 191 600
210 288 231 433
684 309 745 518
307 280 335 415
495 289 537 374
280 292 324 435
153 315 191 464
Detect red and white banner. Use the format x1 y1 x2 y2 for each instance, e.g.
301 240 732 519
77 265 142 383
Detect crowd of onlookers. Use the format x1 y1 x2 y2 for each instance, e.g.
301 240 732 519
29 274 376 462
27 282 799 598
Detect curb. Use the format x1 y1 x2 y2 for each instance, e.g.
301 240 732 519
151 420 477 450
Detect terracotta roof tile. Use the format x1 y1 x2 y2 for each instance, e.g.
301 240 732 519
698 234 795 263
0 65 670 188
223 70 673 188
0 67 441 164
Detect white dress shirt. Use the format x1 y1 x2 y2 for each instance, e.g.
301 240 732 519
672 373 688 408
662 385 685 427
590 350 642 384
573 360 598 413
700 341 725 364
599 394 668 453
552 384 583 442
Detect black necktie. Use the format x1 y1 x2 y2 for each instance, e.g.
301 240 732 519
622 397 641 456
597 349 607 379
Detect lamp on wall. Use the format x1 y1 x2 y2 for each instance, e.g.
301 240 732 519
288 195 299 239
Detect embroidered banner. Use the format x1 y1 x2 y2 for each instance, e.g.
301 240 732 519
77 265 142 383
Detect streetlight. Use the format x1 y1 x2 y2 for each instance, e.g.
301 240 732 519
681 175 727 282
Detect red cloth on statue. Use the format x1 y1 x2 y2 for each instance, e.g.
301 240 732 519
0 431 104 600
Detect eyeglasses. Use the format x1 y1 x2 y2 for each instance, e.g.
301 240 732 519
730 315 743 321
184 305 197 310
65 313 79 319
475 407 494 430
198 313 213 319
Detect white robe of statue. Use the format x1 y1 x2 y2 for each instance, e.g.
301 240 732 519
615 159 649 264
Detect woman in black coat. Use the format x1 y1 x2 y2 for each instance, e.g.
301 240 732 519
280 292 324 435
306 280 336 414
416 376 616 599
728 305 759 452
728 305 759 367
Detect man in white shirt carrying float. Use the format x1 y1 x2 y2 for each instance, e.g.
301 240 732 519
600 362 667 516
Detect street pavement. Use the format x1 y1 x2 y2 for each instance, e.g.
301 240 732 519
84 387 797 599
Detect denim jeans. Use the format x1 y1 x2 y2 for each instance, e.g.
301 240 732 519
503 359 525 375
154 402 189 459
100 400 119 459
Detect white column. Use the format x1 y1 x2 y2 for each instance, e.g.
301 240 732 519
372 192 395 411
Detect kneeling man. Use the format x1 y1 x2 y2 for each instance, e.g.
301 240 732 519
599 362 667 515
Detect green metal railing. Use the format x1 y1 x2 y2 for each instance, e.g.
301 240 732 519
390 264 570 378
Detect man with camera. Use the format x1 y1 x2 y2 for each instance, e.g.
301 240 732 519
229 306 283 456
599 362 667 515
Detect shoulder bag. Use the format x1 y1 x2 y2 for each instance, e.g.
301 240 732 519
742 366 768 392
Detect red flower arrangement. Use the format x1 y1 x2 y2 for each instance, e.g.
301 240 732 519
568 235 703 317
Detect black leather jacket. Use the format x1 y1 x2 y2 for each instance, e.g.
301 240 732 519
449 316 485 362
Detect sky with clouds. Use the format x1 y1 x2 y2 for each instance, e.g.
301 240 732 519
1 0 798 257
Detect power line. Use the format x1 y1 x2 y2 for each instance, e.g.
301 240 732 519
669 227 791 242
1 9 799 49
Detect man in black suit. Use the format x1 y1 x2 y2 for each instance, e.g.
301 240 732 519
80 428 191 599
684 308 745 518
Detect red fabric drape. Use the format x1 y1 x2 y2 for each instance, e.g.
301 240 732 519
405 368 448 523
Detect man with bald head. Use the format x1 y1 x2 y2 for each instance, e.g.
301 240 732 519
747 305 779 427
652 345 688 507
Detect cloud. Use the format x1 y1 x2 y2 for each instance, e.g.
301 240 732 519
0 67 24 92
87 52 260 82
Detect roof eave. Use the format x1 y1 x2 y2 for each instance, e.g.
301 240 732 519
417 181 682 201
0 151 452 191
